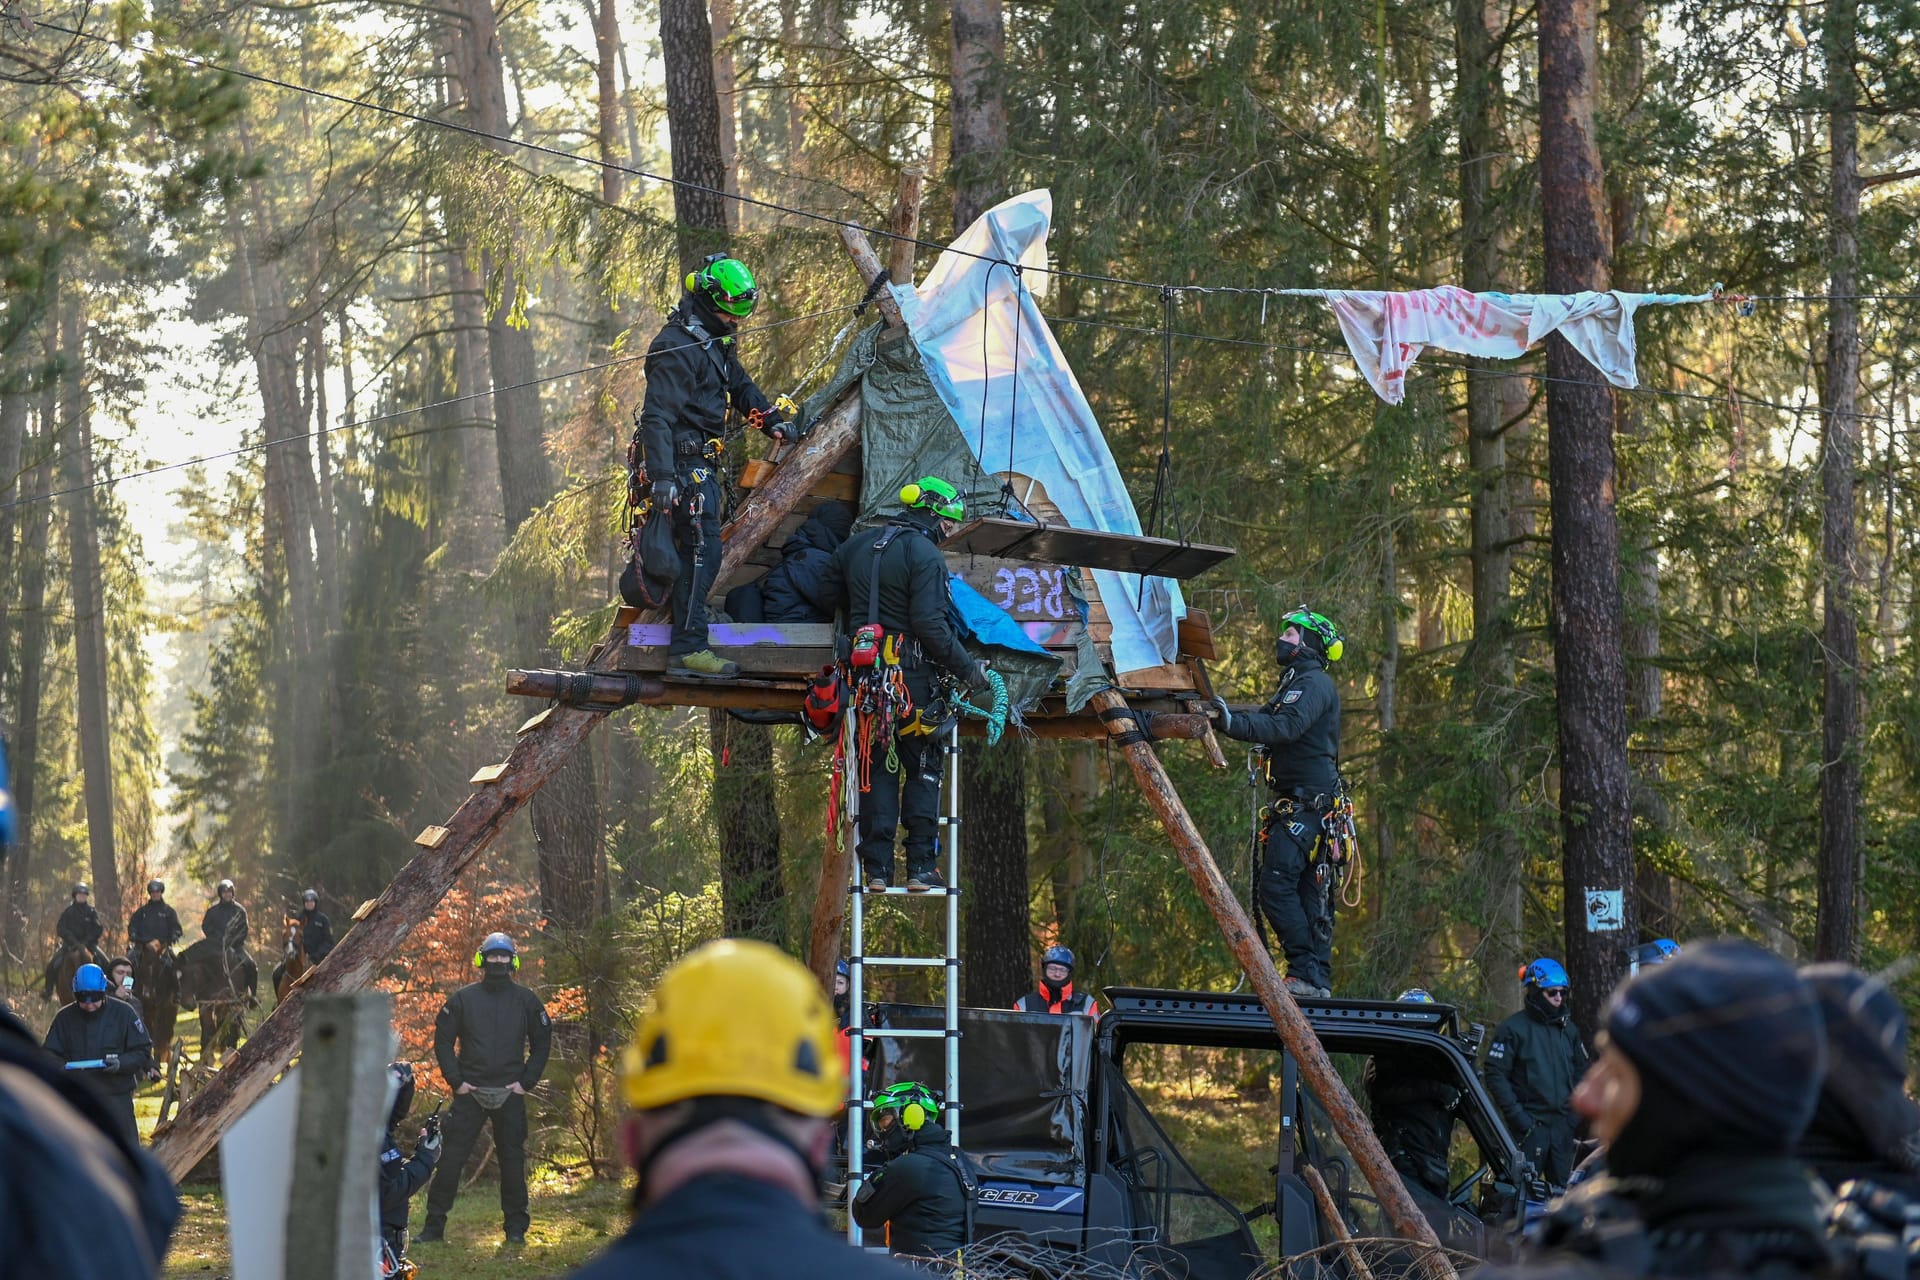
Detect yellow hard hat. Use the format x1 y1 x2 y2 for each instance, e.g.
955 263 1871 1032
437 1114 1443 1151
619 938 844 1117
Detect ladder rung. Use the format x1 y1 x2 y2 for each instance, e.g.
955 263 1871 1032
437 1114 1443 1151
850 1027 950 1039
848 886 956 897
857 956 950 967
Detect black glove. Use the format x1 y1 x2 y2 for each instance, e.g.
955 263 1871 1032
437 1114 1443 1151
101 1053 120 1071
1209 695 1234 736
969 661 993 692
418 1126 443 1155
651 477 680 509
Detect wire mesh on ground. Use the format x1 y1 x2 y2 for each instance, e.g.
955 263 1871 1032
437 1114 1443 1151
889 1229 1479 1279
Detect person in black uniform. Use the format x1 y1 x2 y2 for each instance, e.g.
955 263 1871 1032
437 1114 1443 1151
570 938 908 1280
1210 607 1345 998
274 889 334 993
127 879 183 953
1794 963 1920 1198
379 1061 442 1268
419 932 553 1247
199 877 258 1001
43 881 107 1000
818 476 991 893
45 963 154 1148
634 254 796 680
725 500 856 623
1483 958 1587 1187
1364 989 1461 1202
1013 944 1099 1018
1486 941 1831 1280
853 1081 974 1261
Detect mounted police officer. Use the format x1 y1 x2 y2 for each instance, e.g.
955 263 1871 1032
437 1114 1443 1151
853 1081 975 1262
634 254 796 681
127 879 183 954
1484 957 1586 1187
419 932 553 1247
818 477 991 893
1014 944 1099 1018
201 878 257 1002
273 890 334 995
45 963 154 1148
43 881 108 1000
1209 606 1346 998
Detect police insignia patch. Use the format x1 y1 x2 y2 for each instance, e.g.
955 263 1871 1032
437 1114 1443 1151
1488 1042 1507 1060
1282 689 1303 704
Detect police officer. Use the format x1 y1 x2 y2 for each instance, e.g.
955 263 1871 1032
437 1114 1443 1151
43 881 107 1000
274 889 334 993
1495 941 1831 1280
1483 957 1586 1186
819 477 991 893
419 932 553 1246
45 963 154 1148
1364 989 1460 1202
1210 607 1345 998
201 878 257 1002
127 880 183 954
853 1081 974 1261
380 1061 442 1266
1795 963 1920 1198
634 254 795 680
569 939 908 1279
1014 944 1099 1018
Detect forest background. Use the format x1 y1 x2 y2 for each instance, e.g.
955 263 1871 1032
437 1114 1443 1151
2 0 1918 1159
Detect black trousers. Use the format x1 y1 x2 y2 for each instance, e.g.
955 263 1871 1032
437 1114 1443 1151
1519 1113 1577 1187
423 1092 530 1236
1258 805 1335 989
668 465 723 657
855 672 945 883
102 1090 139 1150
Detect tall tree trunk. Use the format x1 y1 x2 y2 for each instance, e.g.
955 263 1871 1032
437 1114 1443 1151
659 0 732 268
963 741 1031 1007
1370 0 1398 919
591 0 626 209
1540 0 1634 1034
59 297 121 914
948 0 1008 234
708 712 784 943
1814 0 1862 963
445 253 506 570
0 363 25 686
710 0 741 228
4 397 53 944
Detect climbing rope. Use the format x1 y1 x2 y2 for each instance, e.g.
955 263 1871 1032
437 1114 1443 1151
951 668 1011 746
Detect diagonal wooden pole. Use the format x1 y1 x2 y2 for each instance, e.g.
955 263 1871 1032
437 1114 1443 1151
1090 689 1457 1278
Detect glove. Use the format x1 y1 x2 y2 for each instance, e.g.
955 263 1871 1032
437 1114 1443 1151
101 1053 119 1071
650 477 680 510
418 1127 443 1155
969 661 993 692
1209 695 1234 736
762 419 793 443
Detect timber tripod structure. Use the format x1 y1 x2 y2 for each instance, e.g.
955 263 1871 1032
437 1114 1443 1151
147 177 1456 1280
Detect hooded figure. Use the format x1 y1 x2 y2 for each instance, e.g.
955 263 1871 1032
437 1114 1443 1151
1483 958 1586 1186
1794 963 1920 1198
852 1082 974 1260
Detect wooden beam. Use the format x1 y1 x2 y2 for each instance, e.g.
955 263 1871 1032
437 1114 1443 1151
1088 689 1455 1275
807 814 855 990
838 226 907 331
1301 1164 1381 1280
888 164 927 285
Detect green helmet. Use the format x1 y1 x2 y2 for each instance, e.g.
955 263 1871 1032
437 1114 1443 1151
1282 607 1344 663
900 476 964 522
871 1080 940 1130
685 254 758 318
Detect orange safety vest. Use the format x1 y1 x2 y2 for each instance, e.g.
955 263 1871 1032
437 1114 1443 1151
1013 983 1099 1020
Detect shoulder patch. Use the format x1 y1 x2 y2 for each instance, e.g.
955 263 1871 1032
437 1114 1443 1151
1487 1041 1507 1060
1282 689 1304 704
539 1010 550 1026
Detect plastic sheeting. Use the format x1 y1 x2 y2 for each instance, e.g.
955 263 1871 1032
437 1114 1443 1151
892 191 1188 678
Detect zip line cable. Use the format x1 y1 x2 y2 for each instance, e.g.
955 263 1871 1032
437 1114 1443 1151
0 303 858 513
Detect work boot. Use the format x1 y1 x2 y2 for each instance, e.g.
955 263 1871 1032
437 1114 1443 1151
668 649 740 680
414 1225 445 1244
905 869 947 894
866 871 892 893
1284 975 1331 1000
503 1231 526 1248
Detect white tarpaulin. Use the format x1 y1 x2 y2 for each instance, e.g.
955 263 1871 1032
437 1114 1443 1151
1284 285 1711 404
892 190 1186 676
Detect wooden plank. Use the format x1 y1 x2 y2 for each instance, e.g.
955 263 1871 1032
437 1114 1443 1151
615 645 836 677
1089 690 1455 1275
739 460 859 503
469 763 509 785
414 826 450 849
942 516 1235 580
1115 662 1203 693
626 621 836 648
286 994 391 1280
516 708 554 734
953 558 1078 627
1178 609 1217 660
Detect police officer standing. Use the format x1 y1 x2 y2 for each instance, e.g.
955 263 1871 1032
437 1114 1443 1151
1014 945 1099 1018
853 1081 974 1261
127 880 183 954
569 939 908 1279
819 477 991 892
419 932 553 1246
1210 607 1345 998
1483 958 1586 1186
45 963 154 1147
635 254 795 681
43 882 107 1000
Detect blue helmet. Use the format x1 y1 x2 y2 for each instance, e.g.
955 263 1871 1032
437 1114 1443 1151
1627 938 1680 974
1521 958 1570 990
836 958 851 978
1396 988 1436 1004
73 963 110 995
474 932 520 969
1042 945 1075 973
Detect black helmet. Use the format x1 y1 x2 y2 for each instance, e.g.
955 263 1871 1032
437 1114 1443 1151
387 1061 417 1132
72 882 90 898
302 888 318 904
217 878 235 895
147 879 165 894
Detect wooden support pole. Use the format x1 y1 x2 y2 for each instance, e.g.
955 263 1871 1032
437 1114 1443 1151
838 226 907 331
1301 1164 1381 1280
888 164 927 286
807 815 856 989
1089 689 1456 1276
285 993 392 1280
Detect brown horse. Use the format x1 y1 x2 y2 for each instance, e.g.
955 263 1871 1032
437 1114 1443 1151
177 939 252 1065
133 941 181 1066
273 914 310 1004
49 941 89 1008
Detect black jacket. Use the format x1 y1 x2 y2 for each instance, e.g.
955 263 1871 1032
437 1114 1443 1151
434 974 553 1091
570 1172 911 1279
1220 656 1341 794
0 1007 180 1276
56 902 104 950
128 901 183 947
761 504 854 622
44 998 153 1096
1365 1051 1461 1197
1484 1002 1587 1138
299 909 334 962
378 1136 437 1235
853 1122 973 1259
636 305 774 479
202 900 248 949
821 515 976 681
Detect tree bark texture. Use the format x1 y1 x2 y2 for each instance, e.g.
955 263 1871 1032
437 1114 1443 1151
710 0 741 228
58 300 121 913
1540 0 1634 1034
660 0 732 269
709 711 785 945
444 252 505 570
4 397 53 937
1814 0 1863 963
962 739 1031 1008
948 0 1008 234
0 367 25 686
591 0 625 209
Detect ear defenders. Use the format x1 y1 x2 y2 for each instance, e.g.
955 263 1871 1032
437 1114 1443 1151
900 482 924 507
474 949 522 970
902 1101 928 1131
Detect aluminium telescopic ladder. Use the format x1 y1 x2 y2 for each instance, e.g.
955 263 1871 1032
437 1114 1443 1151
842 717 963 1242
